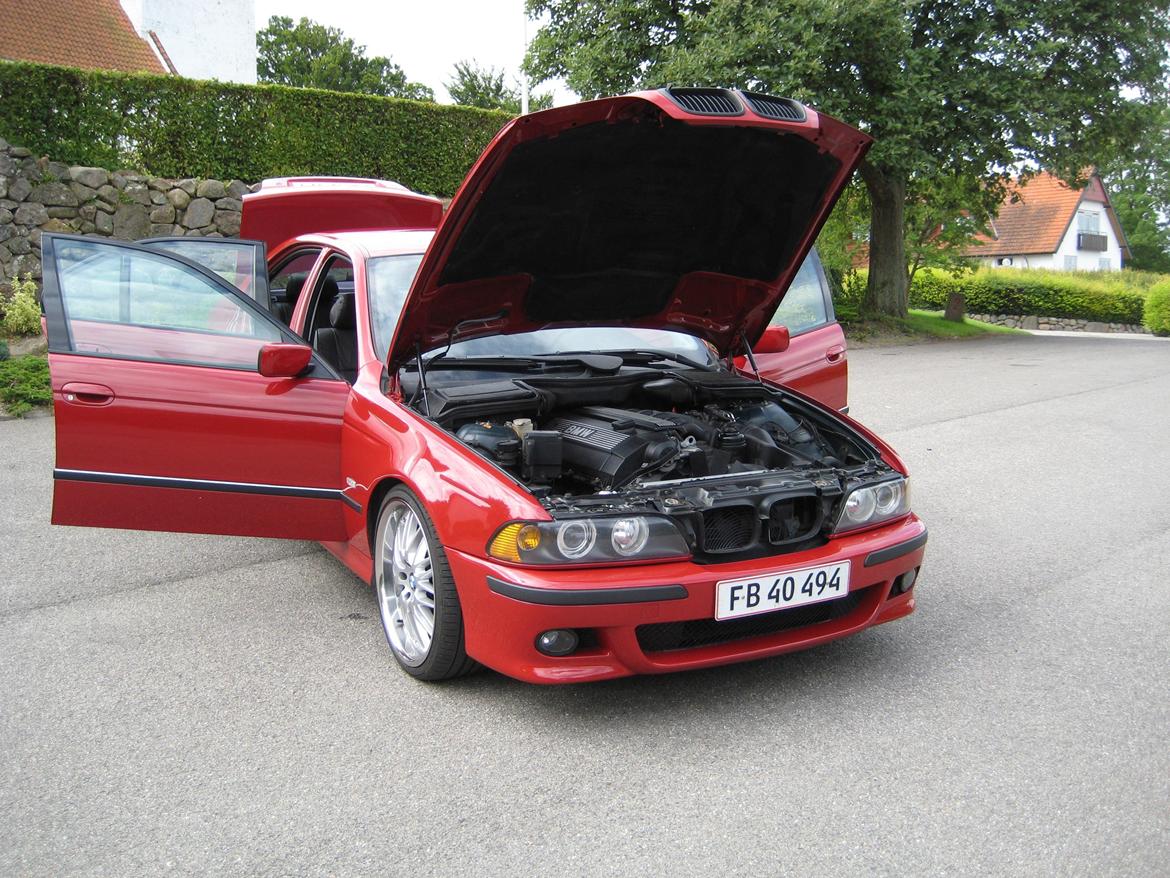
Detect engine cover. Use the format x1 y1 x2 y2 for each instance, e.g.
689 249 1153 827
545 407 681 489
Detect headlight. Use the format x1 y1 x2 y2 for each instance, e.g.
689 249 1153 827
488 516 690 565
833 478 910 532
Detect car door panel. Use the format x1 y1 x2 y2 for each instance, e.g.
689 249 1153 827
43 233 352 541
755 322 848 411
751 248 849 410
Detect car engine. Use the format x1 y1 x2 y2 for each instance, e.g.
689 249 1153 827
421 367 895 560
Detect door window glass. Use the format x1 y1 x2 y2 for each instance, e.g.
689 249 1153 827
53 238 281 369
770 254 829 335
140 239 269 308
269 249 322 315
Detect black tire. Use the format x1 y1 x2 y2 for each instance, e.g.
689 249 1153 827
372 487 479 681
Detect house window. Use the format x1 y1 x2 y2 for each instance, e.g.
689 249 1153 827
1099 257 1111 270
1063 255 1077 271
1077 210 1100 233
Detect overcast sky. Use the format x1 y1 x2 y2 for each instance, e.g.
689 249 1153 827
253 0 575 105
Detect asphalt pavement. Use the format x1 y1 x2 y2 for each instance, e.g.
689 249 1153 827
2 333 1168 876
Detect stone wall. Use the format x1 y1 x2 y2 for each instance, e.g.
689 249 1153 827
968 313 1150 334
0 138 253 293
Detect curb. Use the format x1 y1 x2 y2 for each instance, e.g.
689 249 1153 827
1023 329 1170 341
0 406 52 422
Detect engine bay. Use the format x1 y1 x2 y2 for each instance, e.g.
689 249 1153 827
410 365 897 561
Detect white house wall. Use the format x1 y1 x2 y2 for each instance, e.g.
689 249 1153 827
122 0 256 84
1051 199 1123 271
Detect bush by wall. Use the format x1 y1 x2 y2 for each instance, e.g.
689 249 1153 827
1144 280 1170 336
0 61 511 197
910 268 1147 325
2 275 42 336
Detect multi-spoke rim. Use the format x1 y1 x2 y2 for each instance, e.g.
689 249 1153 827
375 499 436 666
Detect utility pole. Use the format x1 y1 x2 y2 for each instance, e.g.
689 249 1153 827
520 3 530 114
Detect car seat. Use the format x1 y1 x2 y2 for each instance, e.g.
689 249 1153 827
273 274 307 325
312 291 358 383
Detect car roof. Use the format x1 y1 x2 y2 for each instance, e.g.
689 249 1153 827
292 229 435 260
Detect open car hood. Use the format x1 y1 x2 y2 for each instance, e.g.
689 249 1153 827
388 88 871 367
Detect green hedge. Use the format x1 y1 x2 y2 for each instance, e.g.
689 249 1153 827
1144 280 1170 336
910 269 1147 325
0 61 512 196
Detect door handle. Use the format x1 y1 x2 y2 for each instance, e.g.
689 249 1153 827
825 345 846 363
61 382 115 406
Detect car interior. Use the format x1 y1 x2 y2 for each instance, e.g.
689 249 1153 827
304 257 359 383
268 248 321 326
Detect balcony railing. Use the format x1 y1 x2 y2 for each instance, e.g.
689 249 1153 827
1077 232 1108 252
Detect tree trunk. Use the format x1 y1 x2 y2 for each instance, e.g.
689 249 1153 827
860 163 909 318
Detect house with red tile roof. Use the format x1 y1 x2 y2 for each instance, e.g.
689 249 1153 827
0 0 166 74
964 171 1130 271
0 0 255 83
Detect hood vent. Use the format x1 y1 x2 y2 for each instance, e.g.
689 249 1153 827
664 87 744 116
741 92 806 122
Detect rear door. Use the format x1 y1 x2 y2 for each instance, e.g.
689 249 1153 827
754 249 849 411
42 234 353 541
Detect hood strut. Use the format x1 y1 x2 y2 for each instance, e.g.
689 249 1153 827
739 332 763 383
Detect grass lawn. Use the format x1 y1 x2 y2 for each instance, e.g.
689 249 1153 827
845 309 1025 343
0 352 51 417
905 309 1024 337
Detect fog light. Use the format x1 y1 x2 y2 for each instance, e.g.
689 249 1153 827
895 567 918 594
535 629 579 656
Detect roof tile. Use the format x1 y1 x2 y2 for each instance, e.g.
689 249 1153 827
965 172 1087 257
0 0 166 75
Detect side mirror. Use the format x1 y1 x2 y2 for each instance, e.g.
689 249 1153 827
755 325 791 354
258 343 313 378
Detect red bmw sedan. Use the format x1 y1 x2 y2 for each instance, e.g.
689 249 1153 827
42 88 925 683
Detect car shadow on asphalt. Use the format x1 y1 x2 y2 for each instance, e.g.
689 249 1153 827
333 551 918 723
452 626 912 724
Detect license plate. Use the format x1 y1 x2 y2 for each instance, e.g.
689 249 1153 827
715 561 851 621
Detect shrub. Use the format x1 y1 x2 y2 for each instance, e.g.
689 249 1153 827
1144 280 1170 336
0 60 511 196
0 340 8 361
3 275 42 337
829 269 866 322
0 354 51 416
910 268 1147 325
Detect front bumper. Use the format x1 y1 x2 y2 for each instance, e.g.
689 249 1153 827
449 514 926 684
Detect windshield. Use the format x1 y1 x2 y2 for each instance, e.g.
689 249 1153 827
368 254 425 360
437 327 716 362
368 254 717 365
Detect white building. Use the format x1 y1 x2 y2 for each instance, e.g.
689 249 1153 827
965 171 1130 271
120 0 256 84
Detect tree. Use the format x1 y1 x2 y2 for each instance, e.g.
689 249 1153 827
903 176 989 284
525 1 1170 316
257 16 433 101
446 60 553 114
1102 104 1170 273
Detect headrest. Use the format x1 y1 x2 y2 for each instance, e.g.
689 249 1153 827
284 274 307 302
330 293 356 330
319 276 339 300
